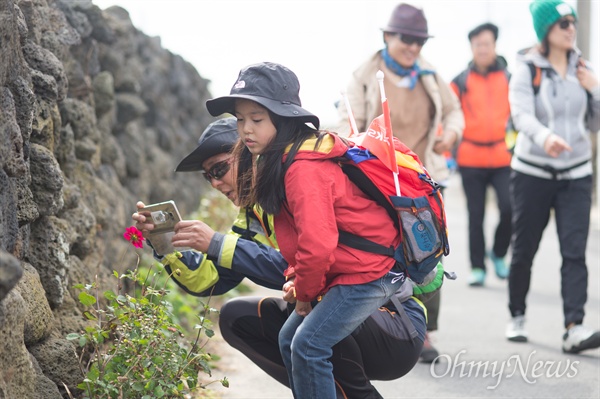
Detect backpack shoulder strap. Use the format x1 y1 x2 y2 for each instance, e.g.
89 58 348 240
340 163 399 231
526 61 542 96
452 69 470 99
389 295 419 342
337 162 398 257
578 57 595 120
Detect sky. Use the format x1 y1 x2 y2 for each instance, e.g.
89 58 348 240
93 0 599 128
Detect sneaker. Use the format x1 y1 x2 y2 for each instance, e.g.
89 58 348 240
468 268 486 287
506 315 528 342
489 250 509 279
562 325 600 354
420 332 439 363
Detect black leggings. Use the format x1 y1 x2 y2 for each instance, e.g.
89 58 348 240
508 172 592 327
219 296 425 399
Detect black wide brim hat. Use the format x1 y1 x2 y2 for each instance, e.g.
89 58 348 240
206 62 320 129
175 117 238 172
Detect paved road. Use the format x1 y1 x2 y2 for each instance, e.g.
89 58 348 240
210 173 600 399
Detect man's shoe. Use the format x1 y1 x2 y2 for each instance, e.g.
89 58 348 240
506 315 528 342
468 268 486 287
489 250 509 279
563 325 600 354
420 333 439 363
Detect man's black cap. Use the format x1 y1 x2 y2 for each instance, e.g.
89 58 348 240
175 117 238 172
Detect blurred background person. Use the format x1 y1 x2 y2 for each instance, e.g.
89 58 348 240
336 2 464 363
506 0 600 353
450 22 512 287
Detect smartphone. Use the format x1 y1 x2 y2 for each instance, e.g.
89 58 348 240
140 200 182 234
139 201 187 255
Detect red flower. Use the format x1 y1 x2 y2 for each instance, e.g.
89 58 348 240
123 226 144 248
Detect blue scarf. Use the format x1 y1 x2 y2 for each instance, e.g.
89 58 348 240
381 48 435 90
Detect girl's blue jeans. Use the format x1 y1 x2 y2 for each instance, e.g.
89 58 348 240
279 269 405 399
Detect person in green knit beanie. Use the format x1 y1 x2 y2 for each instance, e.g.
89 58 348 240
505 0 600 354
529 0 576 42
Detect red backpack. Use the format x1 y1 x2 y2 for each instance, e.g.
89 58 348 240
337 135 451 286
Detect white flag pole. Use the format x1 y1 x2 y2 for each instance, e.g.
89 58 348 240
341 90 359 138
376 70 401 197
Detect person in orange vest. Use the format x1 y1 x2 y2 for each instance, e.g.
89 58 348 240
450 23 512 287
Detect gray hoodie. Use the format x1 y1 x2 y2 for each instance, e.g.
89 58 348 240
509 47 600 180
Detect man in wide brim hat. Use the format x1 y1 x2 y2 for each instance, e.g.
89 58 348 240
337 1 464 365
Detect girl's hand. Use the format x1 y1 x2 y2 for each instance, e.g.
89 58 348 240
282 280 296 304
171 220 215 253
576 61 599 92
295 300 312 317
543 134 572 158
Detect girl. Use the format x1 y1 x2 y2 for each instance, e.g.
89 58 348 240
507 0 600 353
207 62 406 398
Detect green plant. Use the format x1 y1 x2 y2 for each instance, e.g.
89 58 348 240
190 189 238 235
67 231 228 398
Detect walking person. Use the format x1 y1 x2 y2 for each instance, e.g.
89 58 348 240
506 0 600 353
450 22 512 287
337 2 464 363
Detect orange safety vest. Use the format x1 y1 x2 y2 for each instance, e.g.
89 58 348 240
451 68 511 168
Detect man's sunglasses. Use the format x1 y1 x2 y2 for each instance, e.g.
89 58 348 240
398 34 428 47
558 18 577 30
203 160 231 183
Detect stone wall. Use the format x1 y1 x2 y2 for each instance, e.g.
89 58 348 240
0 0 214 397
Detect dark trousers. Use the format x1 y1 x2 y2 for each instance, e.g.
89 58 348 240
421 185 451 333
459 166 512 270
219 296 424 399
508 171 592 328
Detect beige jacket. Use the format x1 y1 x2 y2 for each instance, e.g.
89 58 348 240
337 51 464 182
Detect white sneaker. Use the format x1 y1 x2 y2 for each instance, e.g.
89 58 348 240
506 315 528 342
562 325 600 354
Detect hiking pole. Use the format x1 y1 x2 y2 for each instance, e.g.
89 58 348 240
376 70 401 196
341 90 360 138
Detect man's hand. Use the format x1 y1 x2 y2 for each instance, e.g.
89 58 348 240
543 134 572 158
171 220 215 253
433 130 458 154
